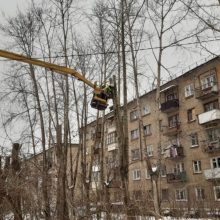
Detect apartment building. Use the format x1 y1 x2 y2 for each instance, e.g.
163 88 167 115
85 56 220 215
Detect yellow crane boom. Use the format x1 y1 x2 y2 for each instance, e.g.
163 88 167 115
0 50 110 110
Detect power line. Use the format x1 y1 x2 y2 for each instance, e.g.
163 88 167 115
0 38 220 62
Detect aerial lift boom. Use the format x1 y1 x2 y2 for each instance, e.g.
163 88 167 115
0 50 111 110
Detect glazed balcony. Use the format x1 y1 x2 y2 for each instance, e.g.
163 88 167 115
195 83 218 100
167 171 187 183
161 99 179 113
198 109 220 124
204 168 220 180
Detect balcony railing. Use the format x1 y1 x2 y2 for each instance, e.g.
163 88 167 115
198 109 220 124
163 123 181 136
167 146 184 159
195 83 218 99
160 99 179 113
204 168 220 180
167 171 187 183
203 141 220 153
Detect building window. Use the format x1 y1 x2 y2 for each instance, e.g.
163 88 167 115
145 169 151 179
133 190 142 201
211 157 220 169
162 189 169 201
91 171 100 182
207 128 220 142
174 163 184 173
204 100 219 112
142 106 150 115
201 73 216 90
184 84 194 97
193 160 202 173
106 132 116 145
187 108 196 122
145 145 153 157
195 188 205 201
214 186 220 201
168 114 179 128
130 110 139 121
143 124 151 135
190 133 198 147
176 188 187 201
160 164 166 177
131 149 140 161
131 129 139 140
132 169 141 180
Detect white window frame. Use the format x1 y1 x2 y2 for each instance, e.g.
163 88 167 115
142 106 150 115
211 157 220 169
191 133 199 147
145 169 151 179
201 74 216 90
130 110 139 121
132 169 141 180
195 187 205 201
131 149 140 160
143 124 151 135
131 129 139 140
184 84 194 97
193 160 202 173
175 188 187 201
146 145 153 157
214 186 220 201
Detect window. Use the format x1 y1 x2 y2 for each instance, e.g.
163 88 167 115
162 189 169 201
131 149 140 160
145 145 153 157
106 132 117 145
201 74 216 90
133 190 142 201
166 90 177 101
131 129 139 140
91 171 100 182
174 163 184 173
132 169 141 180
168 114 179 128
130 110 139 121
142 106 150 115
191 133 198 147
145 169 151 179
204 100 219 112
195 188 205 200
187 108 196 122
160 165 166 177
214 186 220 201
207 128 220 142
176 188 187 201
193 160 202 173
143 124 151 135
211 157 220 169
184 84 194 97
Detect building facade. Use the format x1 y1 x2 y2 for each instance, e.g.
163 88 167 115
84 57 220 216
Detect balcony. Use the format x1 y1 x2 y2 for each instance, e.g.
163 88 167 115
163 123 181 136
195 83 219 100
167 171 187 183
108 143 118 151
198 109 220 124
161 99 179 113
204 168 220 180
168 146 184 159
203 141 220 153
